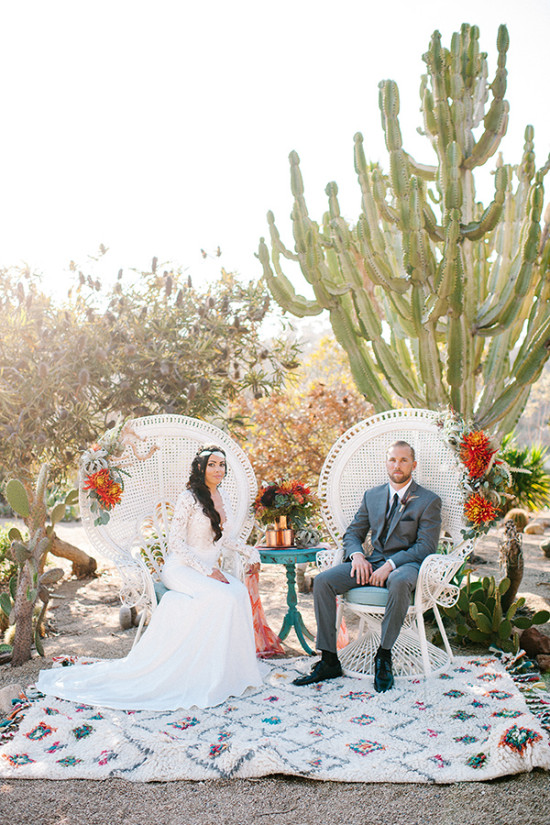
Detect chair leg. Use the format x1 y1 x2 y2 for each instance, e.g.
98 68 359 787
335 597 344 635
132 609 147 648
415 608 432 678
433 604 453 662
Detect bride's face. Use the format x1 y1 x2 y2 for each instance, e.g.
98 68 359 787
204 453 226 489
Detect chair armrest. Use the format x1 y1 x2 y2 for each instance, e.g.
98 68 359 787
316 547 343 570
415 538 474 608
220 547 245 582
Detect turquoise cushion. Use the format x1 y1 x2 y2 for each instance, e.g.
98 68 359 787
344 586 414 607
154 581 169 602
345 586 389 607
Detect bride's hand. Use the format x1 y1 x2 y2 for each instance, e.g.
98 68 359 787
209 568 229 584
246 562 260 575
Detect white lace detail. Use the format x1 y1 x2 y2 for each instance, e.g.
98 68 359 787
167 489 259 577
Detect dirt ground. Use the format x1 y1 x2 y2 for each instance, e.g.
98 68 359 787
1 518 549 825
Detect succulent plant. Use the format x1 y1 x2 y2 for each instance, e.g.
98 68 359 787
442 573 549 653
1 465 73 665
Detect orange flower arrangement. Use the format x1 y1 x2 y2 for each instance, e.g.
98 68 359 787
81 433 129 526
464 492 499 526
254 479 318 529
460 431 497 479
437 409 511 539
83 468 123 509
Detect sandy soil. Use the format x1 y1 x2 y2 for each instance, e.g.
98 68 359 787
1 518 549 825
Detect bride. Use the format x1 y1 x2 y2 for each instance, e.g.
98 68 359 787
37 445 265 710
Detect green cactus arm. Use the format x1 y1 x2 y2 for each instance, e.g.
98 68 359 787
477 328 514 417
266 211 299 262
371 340 424 406
463 25 509 170
497 385 532 436
403 152 437 181
423 30 455 151
328 305 393 409
256 238 323 317
407 178 436 284
475 177 543 332
461 163 508 239
422 201 444 243
477 324 550 429
371 167 400 224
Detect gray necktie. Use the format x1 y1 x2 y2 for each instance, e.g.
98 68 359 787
380 492 399 546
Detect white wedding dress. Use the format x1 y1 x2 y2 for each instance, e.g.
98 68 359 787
37 489 264 711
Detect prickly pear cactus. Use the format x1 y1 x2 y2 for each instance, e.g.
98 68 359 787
259 24 550 436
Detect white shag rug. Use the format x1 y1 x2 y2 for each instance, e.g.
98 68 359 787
1 654 549 783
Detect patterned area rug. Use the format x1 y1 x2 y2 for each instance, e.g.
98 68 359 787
1 654 549 783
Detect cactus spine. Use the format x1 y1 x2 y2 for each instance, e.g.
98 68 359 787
258 24 550 435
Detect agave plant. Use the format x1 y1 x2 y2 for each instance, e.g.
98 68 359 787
500 434 550 512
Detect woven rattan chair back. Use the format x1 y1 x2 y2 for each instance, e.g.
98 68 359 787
79 415 257 615
318 408 464 549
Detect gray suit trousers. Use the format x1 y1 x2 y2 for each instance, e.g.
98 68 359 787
313 561 419 653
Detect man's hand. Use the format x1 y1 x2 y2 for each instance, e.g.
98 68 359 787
350 554 372 585
370 561 393 587
209 568 229 584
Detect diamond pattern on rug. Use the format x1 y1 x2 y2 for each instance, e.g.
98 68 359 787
0 656 548 783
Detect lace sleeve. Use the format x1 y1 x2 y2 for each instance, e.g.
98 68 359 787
167 491 213 576
218 490 260 567
221 536 260 567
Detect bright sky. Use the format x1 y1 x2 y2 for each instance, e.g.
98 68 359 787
1 0 549 295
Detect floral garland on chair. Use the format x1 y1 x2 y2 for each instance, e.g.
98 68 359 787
435 409 512 540
80 423 130 526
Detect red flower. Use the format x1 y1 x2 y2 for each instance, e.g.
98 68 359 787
460 431 496 479
464 493 499 526
84 468 123 509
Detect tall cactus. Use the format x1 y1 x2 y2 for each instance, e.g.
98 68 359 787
258 24 550 436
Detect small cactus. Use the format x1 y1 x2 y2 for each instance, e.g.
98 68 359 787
1 465 72 665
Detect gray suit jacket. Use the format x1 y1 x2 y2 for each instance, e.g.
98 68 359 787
342 480 442 570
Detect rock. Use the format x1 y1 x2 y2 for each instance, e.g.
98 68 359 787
537 654 550 673
0 683 23 714
119 605 138 630
536 518 550 529
519 626 550 658
524 523 545 535
503 509 530 531
540 538 550 558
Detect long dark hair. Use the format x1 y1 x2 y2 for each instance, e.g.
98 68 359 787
187 444 227 541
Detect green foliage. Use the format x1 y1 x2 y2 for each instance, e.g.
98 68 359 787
500 434 550 511
259 24 550 437
443 573 550 653
0 264 298 487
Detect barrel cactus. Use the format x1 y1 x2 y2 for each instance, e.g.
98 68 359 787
258 24 550 436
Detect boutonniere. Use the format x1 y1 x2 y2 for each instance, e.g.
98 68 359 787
399 493 419 514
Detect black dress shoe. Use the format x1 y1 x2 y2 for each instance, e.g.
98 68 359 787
374 651 394 692
292 659 343 686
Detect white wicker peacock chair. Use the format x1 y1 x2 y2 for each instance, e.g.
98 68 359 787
79 415 257 646
317 408 474 679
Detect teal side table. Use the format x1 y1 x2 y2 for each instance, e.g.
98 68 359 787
258 546 322 655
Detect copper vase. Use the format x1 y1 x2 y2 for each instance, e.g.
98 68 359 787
274 515 294 547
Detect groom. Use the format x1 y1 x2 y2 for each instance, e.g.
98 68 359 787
293 441 442 692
